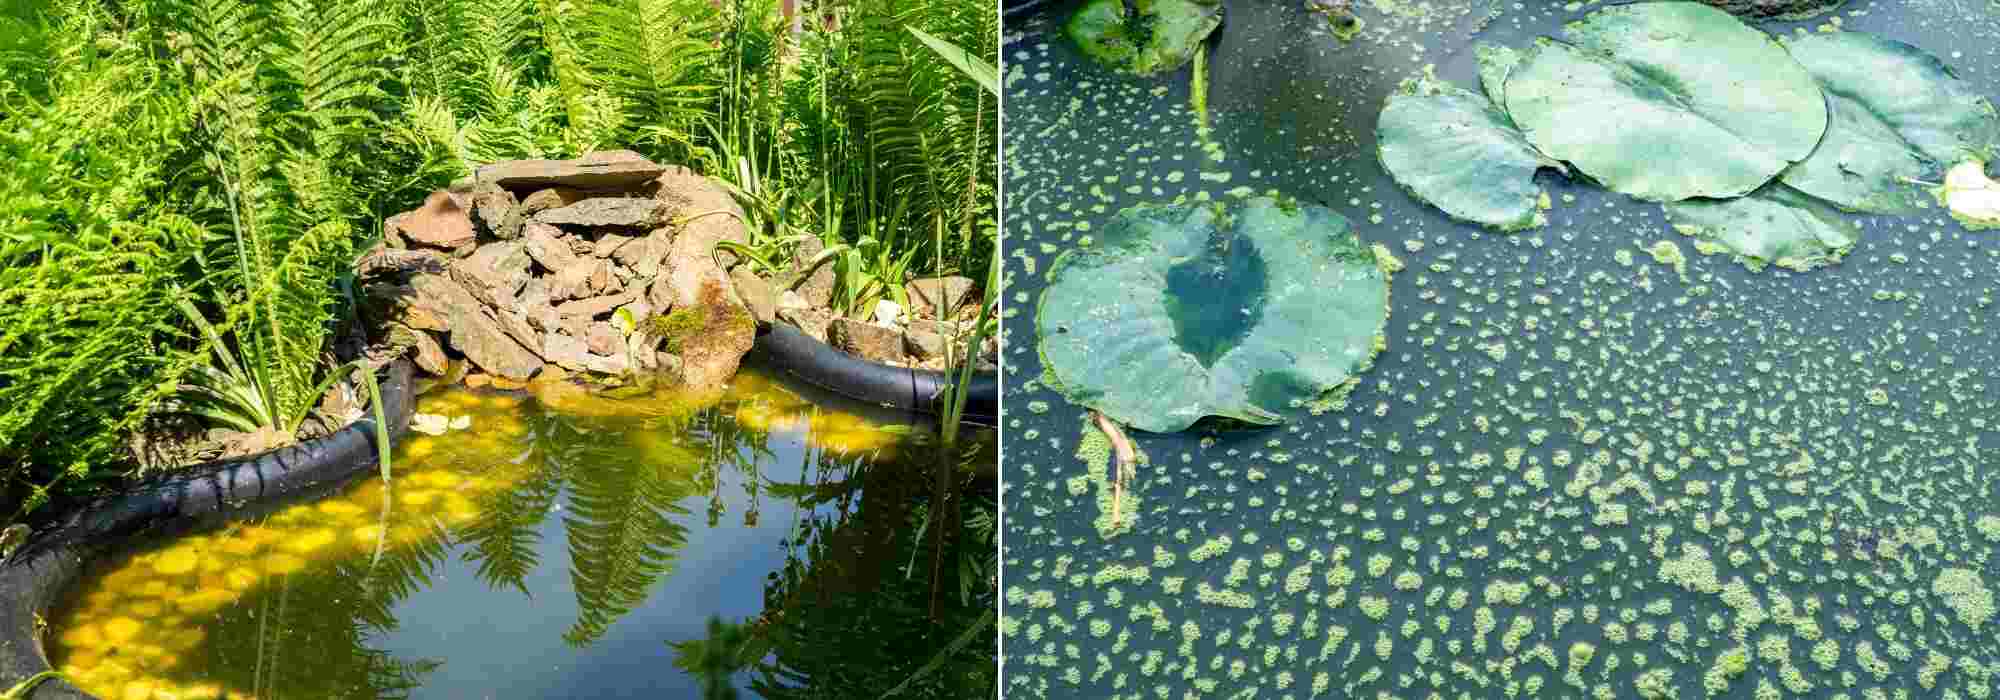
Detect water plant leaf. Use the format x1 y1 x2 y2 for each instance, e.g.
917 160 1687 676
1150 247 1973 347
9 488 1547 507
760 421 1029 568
1378 76 1555 231
1036 197 1391 434
1778 32 2000 213
1503 2 1827 202
1065 0 1222 76
1474 43 1520 108
1664 184 1859 272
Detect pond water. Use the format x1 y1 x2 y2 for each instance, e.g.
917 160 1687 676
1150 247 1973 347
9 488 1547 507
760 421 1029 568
1003 2 2000 699
47 368 996 700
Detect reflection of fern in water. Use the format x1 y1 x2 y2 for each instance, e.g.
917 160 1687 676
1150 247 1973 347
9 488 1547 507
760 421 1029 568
459 411 579 595
561 423 705 646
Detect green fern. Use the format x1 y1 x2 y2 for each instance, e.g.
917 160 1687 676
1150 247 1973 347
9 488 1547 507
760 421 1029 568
577 0 722 158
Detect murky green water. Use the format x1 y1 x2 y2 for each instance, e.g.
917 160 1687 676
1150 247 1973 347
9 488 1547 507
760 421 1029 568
1003 2 2000 699
49 369 995 700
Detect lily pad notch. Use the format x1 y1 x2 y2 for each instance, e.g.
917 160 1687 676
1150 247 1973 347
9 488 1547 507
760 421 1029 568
1037 197 1393 434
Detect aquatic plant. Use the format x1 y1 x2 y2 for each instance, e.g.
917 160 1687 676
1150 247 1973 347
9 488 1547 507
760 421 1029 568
1376 3 1998 268
1064 0 1222 76
1036 197 1392 433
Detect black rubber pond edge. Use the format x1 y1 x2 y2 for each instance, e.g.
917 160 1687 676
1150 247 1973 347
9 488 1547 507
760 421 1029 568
749 324 1000 427
0 360 417 700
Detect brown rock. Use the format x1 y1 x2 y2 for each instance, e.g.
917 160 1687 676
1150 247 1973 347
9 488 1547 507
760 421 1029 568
589 262 617 294
386 323 449 375
593 233 637 258
612 232 671 278
903 320 963 362
474 150 669 191
519 187 590 214
469 182 524 240
906 276 977 317
542 332 589 371
404 272 541 380
489 376 529 391
791 237 837 309
557 290 641 319
355 246 448 279
522 222 581 272
464 372 492 389
652 166 755 389
450 240 531 308
828 318 906 364
730 265 777 324
585 322 623 355
394 191 477 250
549 259 604 302
533 197 666 228
777 307 837 343
495 309 545 358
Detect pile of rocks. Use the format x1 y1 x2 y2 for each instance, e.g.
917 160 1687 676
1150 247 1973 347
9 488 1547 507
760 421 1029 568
361 150 755 390
750 249 991 371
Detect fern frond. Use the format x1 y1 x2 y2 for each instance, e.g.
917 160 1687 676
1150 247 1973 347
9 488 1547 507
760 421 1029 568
577 0 722 158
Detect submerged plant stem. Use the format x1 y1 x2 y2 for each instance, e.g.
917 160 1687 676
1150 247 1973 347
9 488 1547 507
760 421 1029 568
1093 411 1137 525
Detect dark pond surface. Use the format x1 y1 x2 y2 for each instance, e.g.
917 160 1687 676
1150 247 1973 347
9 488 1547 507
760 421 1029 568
1003 1 2000 699
48 368 995 700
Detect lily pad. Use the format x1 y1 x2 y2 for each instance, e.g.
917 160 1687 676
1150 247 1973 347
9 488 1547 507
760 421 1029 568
1474 44 1521 108
1378 76 1556 231
1664 184 1859 272
1036 197 1391 434
1778 32 2000 213
1504 3 1827 201
1065 0 1223 76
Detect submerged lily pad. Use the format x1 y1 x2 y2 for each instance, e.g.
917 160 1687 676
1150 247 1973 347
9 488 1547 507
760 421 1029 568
1065 0 1222 76
1779 32 2000 213
1037 198 1390 434
1504 3 1826 202
1664 184 1859 272
1378 76 1555 231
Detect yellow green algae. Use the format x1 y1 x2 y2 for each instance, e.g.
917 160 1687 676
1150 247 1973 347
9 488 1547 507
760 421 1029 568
45 371 920 700
1001 4 2000 696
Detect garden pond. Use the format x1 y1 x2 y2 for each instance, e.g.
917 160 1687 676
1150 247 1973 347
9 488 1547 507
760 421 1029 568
1003 1 2000 699
43 368 996 700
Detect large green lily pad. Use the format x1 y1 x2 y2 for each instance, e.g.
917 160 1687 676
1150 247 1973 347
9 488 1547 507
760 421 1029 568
1778 32 2000 213
1664 184 1859 272
1378 76 1556 231
1504 3 1827 202
1065 0 1222 76
1037 197 1391 434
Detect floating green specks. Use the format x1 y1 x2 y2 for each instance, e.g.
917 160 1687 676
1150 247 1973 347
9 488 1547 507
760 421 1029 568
1779 32 2000 213
1064 0 1222 76
1504 3 1826 201
1664 184 1858 272
1036 197 1391 433
1378 76 1557 231
1938 160 2000 230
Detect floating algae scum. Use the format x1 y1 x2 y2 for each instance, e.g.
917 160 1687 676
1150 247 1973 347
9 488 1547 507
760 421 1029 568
1004 1 2000 698
36 369 994 700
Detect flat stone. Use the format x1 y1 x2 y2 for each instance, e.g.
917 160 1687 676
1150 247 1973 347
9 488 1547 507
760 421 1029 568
828 318 906 364
906 275 977 317
556 290 640 318
519 186 591 214
731 265 777 324
549 259 603 302
593 233 637 258
475 150 669 191
394 191 477 250
533 198 666 228
542 332 590 371
468 182 523 240
449 240 531 307
776 307 836 343
585 322 623 355
791 237 837 308
521 222 581 272
412 274 541 380
612 231 671 278
494 308 545 358
386 323 450 375
903 320 964 362
579 351 630 376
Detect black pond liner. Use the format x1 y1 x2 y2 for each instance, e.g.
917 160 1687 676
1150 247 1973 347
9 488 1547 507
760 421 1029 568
0 360 418 700
748 323 1000 427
